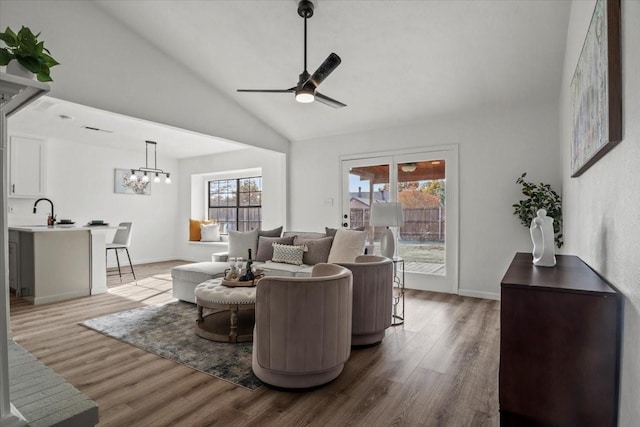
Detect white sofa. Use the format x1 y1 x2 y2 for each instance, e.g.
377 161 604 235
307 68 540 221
171 229 366 303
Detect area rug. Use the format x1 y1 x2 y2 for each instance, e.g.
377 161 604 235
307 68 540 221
80 301 262 390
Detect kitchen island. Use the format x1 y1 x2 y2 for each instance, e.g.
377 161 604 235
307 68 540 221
8 225 122 304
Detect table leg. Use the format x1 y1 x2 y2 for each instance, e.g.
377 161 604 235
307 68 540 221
229 304 239 343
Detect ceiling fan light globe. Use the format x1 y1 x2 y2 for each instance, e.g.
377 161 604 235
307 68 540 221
296 92 315 103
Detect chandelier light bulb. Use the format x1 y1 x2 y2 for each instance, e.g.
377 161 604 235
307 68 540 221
153 173 161 183
165 174 172 184
129 171 138 182
141 173 150 183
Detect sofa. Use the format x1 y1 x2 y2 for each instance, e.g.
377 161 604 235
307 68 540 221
171 228 367 303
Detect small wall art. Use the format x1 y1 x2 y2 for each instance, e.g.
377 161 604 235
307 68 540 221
114 168 151 195
570 0 622 177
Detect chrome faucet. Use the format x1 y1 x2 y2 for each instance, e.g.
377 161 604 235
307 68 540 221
33 198 55 225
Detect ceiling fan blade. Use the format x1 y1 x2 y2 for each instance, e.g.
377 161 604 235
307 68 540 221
309 53 341 87
315 92 347 109
237 88 295 93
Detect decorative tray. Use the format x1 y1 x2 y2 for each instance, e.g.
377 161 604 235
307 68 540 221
221 278 261 288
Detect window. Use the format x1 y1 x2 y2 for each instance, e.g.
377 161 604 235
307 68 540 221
208 176 262 232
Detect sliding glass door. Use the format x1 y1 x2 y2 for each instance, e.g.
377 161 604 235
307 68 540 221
341 147 458 294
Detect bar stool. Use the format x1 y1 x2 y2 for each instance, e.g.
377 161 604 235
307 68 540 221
106 222 136 280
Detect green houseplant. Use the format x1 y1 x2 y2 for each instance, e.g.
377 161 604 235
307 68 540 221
513 172 563 248
0 26 59 82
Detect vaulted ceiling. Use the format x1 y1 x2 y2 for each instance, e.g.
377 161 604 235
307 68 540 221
7 1 572 157
95 0 571 142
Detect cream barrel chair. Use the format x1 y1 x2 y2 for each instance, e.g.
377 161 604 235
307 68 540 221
338 255 393 346
252 263 353 389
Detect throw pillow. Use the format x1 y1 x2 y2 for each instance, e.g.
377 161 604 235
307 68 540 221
228 229 260 259
190 219 214 241
200 223 221 242
327 229 367 263
325 226 364 238
325 227 338 238
258 226 283 238
271 243 305 265
294 236 334 265
255 236 295 262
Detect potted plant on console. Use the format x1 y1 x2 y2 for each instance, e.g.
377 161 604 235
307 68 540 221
513 173 563 267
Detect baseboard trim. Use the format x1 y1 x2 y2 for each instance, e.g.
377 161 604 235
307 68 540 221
26 290 90 305
458 289 500 301
106 256 177 269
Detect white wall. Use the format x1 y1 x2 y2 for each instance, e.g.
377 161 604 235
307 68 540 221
176 147 287 262
289 103 561 298
0 0 289 154
560 1 639 425
7 135 179 267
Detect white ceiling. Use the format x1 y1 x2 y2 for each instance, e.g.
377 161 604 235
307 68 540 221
9 0 572 157
9 96 248 158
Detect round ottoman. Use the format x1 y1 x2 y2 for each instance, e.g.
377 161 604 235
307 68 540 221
194 279 257 343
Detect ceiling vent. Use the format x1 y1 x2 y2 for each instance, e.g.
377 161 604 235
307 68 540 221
82 125 113 133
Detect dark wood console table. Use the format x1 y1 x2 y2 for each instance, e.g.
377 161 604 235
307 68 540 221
499 253 621 427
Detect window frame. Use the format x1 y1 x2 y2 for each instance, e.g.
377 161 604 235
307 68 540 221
207 176 262 232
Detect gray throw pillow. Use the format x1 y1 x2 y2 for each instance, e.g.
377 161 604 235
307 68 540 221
326 226 364 238
228 229 259 259
255 236 295 262
258 226 283 238
325 227 338 237
294 236 334 265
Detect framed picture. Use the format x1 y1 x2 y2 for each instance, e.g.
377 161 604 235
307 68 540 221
114 168 151 195
570 0 622 177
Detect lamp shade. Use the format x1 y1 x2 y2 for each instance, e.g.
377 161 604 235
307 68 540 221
370 202 404 227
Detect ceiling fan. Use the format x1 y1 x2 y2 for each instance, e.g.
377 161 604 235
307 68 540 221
237 0 346 108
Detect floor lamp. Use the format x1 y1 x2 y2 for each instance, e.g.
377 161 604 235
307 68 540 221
370 202 404 259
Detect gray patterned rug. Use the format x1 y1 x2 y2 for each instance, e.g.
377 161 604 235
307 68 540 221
80 301 261 390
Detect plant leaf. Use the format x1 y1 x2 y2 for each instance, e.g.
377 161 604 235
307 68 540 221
36 68 53 82
16 55 41 73
0 27 18 47
0 48 14 65
41 52 59 67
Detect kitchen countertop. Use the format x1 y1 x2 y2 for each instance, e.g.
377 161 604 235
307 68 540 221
9 225 121 232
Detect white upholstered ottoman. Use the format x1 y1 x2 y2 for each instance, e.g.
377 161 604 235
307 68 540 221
171 262 229 303
194 279 256 343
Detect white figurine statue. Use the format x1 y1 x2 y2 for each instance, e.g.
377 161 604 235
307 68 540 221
530 208 556 267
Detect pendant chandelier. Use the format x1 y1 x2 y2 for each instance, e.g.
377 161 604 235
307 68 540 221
129 140 171 184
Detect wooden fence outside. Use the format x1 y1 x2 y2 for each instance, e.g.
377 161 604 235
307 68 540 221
350 207 445 242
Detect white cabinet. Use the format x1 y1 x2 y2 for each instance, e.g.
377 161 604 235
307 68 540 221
9 135 46 198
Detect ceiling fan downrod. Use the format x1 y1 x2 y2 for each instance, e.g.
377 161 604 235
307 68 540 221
298 0 314 73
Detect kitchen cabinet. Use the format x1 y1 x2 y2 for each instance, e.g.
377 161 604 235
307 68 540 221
8 228 90 304
8 135 46 198
499 253 621 427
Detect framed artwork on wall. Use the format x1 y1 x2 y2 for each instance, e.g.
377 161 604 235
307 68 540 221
570 0 622 178
114 168 151 195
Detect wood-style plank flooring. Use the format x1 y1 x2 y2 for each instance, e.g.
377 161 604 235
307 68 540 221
9 261 500 426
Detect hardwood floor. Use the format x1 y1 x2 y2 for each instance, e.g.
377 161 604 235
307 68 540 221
9 261 500 426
